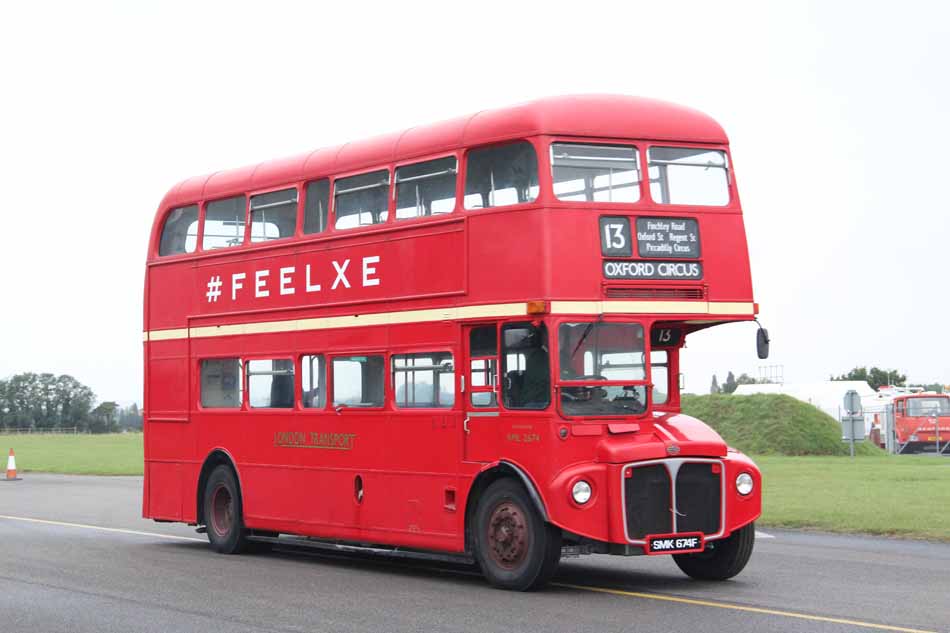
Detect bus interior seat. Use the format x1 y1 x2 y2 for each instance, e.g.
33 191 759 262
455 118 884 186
506 370 525 407
271 374 295 408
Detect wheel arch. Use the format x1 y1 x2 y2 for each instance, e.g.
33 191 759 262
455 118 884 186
464 460 550 552
196 448 242 526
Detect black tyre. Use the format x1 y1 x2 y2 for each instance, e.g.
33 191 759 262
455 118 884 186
673 522 755 581
472 479 561 591
203 465 249 554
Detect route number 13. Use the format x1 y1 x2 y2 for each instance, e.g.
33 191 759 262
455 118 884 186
604 223 626 249
599 217 632 257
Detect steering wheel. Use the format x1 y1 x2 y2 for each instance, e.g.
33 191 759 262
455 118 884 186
576 374 609 381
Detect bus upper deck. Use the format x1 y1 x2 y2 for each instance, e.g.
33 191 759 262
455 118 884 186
147 94 755 337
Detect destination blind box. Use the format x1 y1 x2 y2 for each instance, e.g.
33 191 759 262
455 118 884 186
600 215 703 280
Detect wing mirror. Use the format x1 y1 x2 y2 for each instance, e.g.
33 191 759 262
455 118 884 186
756 327 770 360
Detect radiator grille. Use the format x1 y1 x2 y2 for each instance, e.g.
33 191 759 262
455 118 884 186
605 286 705 300
624 460 723 541
675 463 722 535
624 465 672 539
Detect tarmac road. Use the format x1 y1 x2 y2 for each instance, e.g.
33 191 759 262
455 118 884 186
1 474 947 633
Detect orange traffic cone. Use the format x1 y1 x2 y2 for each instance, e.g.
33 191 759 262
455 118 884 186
5 448 21 481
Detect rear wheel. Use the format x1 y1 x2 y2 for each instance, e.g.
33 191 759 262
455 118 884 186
472 479 561 591
203 465 249 554
673 522 755 580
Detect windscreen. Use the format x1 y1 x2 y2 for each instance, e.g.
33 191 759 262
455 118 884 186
558 322 647 416
906 397 950 417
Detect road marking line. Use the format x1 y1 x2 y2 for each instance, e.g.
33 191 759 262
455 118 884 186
555 584 935 633
755 530 775 539
0 514 205 543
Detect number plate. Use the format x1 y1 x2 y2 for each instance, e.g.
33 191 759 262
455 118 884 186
645 533 704 555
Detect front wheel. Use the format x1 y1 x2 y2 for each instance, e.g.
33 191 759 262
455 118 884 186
203 465 249 554
673 522 755 580
472 479 561 591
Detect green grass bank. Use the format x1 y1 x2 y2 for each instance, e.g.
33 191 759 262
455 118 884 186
2 432 143 476
682 393 884 456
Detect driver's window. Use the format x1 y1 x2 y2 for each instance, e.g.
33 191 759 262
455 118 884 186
501 323 550 410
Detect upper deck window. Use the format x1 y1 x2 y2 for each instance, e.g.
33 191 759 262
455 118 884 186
648 147 729 206
203 196 247 250
551 143 640 203
158 205 199 256
334 170 390 230
250 188 297 243
395 157 457 220
464 141 539 209
304 179 330 234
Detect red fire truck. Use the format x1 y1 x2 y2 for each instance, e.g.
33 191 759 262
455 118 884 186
891 393 950 454
143 95 763 590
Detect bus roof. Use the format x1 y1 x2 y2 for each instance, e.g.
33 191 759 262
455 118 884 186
160 95 728 210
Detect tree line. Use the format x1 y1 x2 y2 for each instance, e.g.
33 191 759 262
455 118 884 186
0 372 142 433
710 371 768 394
709 366 944 394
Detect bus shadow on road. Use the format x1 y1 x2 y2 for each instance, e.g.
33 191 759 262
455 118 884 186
155 536 702 594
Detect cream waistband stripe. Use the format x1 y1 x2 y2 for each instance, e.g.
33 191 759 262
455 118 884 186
144 300 755 341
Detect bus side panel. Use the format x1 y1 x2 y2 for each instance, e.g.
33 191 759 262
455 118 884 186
146 461 181 520
148 262 196 331
146 340 190 417
144 338 192 520
703 213 753 301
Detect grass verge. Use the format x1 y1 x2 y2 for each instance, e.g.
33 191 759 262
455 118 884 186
756 454 950 541
1 433 144 476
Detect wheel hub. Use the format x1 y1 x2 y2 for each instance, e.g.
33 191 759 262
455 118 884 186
487 502 529 569
210 484 233 537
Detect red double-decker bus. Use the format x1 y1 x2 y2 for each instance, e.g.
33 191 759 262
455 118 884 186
143 95 763 590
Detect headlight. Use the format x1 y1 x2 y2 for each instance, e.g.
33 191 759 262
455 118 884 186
736 472 754 496
572 480 592 504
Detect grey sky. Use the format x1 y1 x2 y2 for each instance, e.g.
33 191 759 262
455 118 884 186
1 1 947 404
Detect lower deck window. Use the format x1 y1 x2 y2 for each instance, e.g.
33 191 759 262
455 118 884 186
333 355 385 407
200 359 243 408
247 359 294 408
392 352 455 408
301 354 326 408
